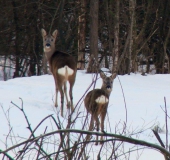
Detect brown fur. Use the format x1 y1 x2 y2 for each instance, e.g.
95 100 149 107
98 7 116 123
41 29 77 117
84 72 116 145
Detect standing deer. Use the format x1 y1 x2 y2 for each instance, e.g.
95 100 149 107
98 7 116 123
84 71 116 145
41 28 77 117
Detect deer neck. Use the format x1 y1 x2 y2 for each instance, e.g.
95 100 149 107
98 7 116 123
44 49 55 61
101 86 112 97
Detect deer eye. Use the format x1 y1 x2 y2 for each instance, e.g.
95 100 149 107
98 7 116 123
51 39 53 41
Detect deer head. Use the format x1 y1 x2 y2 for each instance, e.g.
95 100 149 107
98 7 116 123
41 29 58 60
100 71 116 94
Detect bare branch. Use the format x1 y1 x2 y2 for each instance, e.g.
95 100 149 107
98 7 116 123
1 129 170 158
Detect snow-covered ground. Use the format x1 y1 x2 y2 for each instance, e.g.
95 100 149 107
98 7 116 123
0 70 170 159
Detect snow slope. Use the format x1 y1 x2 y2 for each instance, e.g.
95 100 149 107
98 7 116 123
0 70 170 159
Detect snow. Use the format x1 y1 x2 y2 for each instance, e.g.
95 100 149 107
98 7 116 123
0 70 170 159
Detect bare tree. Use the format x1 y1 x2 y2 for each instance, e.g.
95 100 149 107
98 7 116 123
87 0 99 73
112 0 119 74
163 24 170 73
77 0 86 70
11 0 20 78
128 0 135 74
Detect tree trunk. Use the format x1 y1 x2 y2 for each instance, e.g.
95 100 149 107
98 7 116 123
105 0 113 71
107 1 113 56
112 0 119 74
57 0 66 51
128 0 135 74
42 53 48 74
87 0 99 73
162 0 170 74
12 0 20 78
163 22 170 73
77 0 86 70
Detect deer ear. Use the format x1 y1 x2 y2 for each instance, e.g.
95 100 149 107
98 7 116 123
100 71 106 79
41 28 47 37
111 73 117 80
52 29 58 39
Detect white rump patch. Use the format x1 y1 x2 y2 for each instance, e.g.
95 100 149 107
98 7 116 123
58 66 74 76
95 95 108 104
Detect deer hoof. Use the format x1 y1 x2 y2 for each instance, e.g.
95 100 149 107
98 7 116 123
100 141 104 145
71 106 74 112
61 112 64 117
95 141 98 145
102 130 106 134
67 102 71 109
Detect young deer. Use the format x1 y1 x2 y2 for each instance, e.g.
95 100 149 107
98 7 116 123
41 28 77 117
84 71 116 145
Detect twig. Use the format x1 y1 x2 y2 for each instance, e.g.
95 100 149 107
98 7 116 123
36 126 48 160
0 149 14 160
1 129 170 158
11 98 52 159
97 143 104 160
0 105 18 155
164 97 168 150
117 75 128 131
152 129 165 148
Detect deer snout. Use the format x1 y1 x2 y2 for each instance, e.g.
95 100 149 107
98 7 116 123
106 85 112 91
106 85 111 89
45 43 51 48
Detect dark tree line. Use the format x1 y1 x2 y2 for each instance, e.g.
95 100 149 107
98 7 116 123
0 0 170 80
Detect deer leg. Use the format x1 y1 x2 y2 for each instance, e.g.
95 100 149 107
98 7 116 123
100 111 107 144
55 87 58 107
58 85 64 117
94 116 100 145
89 116 94 131
64 82 70 109
86 116 94 142
54 81 58 107
69 82 74 112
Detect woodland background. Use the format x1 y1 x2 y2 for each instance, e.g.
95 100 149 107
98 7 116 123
1 0 170 159
0 0 170 80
